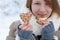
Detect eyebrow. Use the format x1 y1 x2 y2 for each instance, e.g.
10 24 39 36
44 0 51 2
33 0 40 3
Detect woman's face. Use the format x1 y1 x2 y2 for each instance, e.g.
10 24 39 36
31 0 52 19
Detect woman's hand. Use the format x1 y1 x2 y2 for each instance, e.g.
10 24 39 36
19 22 32 31
19 12 32 31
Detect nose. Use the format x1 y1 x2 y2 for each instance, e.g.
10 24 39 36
39 5 46 14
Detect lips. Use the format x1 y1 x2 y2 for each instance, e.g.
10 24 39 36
38 13 47 17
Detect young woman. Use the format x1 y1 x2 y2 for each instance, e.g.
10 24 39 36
6 0 60 40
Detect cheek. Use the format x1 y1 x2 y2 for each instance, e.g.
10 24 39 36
31 6 39 17
46 7 52 14
31 5 39 13
45 7 52 17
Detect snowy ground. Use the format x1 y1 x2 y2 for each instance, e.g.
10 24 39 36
0 0 60 40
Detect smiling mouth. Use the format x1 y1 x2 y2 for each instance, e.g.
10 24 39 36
38 14 47 18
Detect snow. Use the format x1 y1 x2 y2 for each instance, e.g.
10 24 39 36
0 0 27 40
0 0 60 40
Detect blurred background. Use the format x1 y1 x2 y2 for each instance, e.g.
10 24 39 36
0 0 60 40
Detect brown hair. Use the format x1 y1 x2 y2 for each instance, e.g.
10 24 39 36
26 0 60 16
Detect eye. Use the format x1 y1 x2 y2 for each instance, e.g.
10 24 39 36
45 2 52 8
34 3 40 5
45 4 52 8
